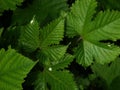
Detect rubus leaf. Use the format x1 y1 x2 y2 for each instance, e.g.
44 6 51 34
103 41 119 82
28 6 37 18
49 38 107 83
51 54 74 70
75 40 120 66
34 70 78 90
0 48 36 90
66 0 120 66
39 17 64 47
0 0 23 13
66 0 97 37
42 45 68 61
92 58 120 85
12 0 68 25
19 17 39 52
84 10 120 41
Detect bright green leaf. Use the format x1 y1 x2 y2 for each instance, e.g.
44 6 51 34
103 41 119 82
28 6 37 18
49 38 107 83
39 17 64 47
0 48 36 90
67 0 120 66
75 40 120 66
66 0 97 37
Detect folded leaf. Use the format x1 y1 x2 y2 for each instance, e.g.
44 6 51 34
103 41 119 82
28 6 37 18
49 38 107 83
0 48 36 90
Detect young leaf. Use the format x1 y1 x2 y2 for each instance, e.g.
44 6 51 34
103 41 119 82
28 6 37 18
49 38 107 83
19 17 39 52
0 0 23 13
66 0 120 66
0 48 36 90
34 70 78 90
12 0 68 25
39 17 64 47
92 58 120 85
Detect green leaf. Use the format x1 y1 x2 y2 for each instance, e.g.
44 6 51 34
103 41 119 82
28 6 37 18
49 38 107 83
39 17 64 47
34 70 78 90
19 17 39 52
75 40 120 66
66 0 120 66
0 48 36 90
92 58 120 85
12 0 68 25
42 45 68 61
84 10 120 41
51 54 74 70
66 0 97 37
0 0 23 13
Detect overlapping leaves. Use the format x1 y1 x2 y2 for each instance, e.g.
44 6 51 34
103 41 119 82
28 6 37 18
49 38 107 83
67 0 120 66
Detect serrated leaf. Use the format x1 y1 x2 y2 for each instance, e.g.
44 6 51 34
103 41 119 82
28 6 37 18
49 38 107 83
12 0 68 25
76 40 120 66
66 0 97 37
0 0 23 13
84 10 120 41
45 70 77 90
66 0 120 66
0 48 36 90
34 70 77 90
39 17 64 47
19 17 39 52
92 58 120 85
51 54 74 70
42 45 68 61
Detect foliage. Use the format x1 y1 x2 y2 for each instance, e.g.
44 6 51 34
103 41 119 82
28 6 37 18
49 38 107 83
0 0 120 90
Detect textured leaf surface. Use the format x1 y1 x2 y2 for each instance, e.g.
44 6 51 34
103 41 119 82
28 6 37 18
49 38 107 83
34 70 77 90
84 10 120 41
39 17 64 47
67 0 120 66
19 17 39 52
0 0 23 13
0 48 36 90
66 0 97 37
42 45 67 61
76 40 120 66
12 0 68 25
51 54 74 70
92 58 120 85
